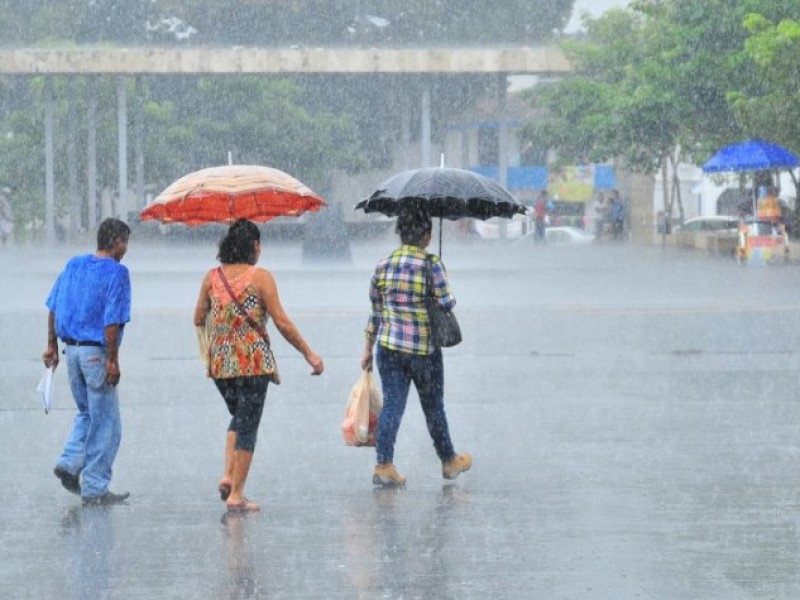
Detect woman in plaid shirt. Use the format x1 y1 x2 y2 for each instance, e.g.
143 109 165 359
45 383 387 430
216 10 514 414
361 205 472 486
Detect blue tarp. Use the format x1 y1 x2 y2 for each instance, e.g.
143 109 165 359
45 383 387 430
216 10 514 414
471 165 616 193
470 166 548 191
594 165 617 190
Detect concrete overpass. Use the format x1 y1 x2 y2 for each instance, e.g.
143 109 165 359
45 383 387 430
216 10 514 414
0 47 572 244
0 46 571 74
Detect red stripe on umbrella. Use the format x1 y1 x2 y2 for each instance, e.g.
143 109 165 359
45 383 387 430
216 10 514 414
140 165 325 225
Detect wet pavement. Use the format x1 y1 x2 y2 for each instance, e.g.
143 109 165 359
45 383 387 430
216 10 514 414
3 232 800 599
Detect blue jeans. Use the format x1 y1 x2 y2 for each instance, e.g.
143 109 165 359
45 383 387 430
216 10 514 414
375 345 455 465
56 346 122 499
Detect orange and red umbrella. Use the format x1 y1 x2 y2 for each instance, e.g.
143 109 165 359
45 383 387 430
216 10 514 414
139 165 325 225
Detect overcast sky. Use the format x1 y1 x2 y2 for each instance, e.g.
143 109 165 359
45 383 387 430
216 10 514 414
565 0 629 33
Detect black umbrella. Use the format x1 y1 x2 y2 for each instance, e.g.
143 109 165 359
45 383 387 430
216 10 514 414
355 167 527 255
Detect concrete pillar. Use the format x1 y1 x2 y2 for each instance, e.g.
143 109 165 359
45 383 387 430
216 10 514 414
460 128 470 169
497 73 508 238
401 93 411 170
466 127 479 166
67 77 79 238
86 76 98 229
134 76 144 212
116 76 128 219
498 124 509 186
420 84 431 168
101 188 113 219
44 76 55 246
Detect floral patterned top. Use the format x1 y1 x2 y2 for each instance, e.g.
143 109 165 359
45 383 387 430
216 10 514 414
206 266 279 382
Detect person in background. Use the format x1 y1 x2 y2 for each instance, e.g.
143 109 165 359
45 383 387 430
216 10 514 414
591 192 607 239
757 185 781 222
361 203 471 487
737 190 754 220
0 187 14 247
43 218 132 506
533 190 548 243
194 219 323 513
609 190 625 240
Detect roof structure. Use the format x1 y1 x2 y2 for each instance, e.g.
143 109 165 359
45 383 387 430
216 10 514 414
0 46 572 75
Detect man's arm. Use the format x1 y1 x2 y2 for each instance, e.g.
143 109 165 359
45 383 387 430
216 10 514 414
104 324 121 386
42 311 59 369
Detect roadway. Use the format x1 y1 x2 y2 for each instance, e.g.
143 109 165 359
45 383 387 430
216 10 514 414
1 235 799 599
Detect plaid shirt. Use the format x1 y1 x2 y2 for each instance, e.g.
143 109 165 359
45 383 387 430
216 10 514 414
366 244 456 355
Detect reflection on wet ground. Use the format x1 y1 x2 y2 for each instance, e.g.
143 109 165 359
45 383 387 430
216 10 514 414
3 237 800 598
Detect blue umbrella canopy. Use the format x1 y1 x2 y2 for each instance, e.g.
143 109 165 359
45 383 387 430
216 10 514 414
702 139 800 173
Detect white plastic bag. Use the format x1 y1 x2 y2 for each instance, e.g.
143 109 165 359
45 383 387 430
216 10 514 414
36 366 55 414
341 370 382 446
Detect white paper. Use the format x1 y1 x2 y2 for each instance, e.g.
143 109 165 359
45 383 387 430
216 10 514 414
36 367 55 414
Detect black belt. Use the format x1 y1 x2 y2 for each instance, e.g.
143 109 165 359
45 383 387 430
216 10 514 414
63 338 103 347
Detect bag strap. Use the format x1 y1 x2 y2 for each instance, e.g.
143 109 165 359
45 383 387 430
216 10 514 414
424 254 435 299
216 267 271 345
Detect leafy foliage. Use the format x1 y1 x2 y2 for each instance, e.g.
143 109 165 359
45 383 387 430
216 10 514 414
520 0 800 231
0 0 575 47
0 0 578 232
524 0 800 167
731 14 800 153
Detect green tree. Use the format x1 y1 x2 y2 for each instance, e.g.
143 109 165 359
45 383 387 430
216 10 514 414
0 74 365 235
523 8 690 229
0 0 579 234
521 0 800 232
0 0 576 47
730 14 800 201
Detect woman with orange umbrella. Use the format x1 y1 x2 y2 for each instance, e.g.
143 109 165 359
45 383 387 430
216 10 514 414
145 164 326 511
194 220 324 512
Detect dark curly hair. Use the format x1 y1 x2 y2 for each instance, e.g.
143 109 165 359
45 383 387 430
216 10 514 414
395 202 432 246
217 219 260 265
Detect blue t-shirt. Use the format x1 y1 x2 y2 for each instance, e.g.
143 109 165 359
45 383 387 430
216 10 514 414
45 254 131 345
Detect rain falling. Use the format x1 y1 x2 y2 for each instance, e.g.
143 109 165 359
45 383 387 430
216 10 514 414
2 1 800 598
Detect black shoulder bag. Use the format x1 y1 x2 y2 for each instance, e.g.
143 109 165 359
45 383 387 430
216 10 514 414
424 255 462 348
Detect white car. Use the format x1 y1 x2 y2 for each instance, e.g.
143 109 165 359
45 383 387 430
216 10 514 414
674 216 739 232
517 225 596 244
545 226 596 244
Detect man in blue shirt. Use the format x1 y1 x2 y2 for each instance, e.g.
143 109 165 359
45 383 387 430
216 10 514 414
43 218 132 506
609 190 625 241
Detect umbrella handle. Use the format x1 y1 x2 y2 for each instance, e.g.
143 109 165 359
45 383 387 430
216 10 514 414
439 217 443 258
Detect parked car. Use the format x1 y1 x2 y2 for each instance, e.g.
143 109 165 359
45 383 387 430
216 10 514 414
517 225 595 245
545 226 596 244
674 216 739 232
736 219 789 265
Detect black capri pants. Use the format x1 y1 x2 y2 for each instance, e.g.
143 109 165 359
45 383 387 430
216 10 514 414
213 376 270 452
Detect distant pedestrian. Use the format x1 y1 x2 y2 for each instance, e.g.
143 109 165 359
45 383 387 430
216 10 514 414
737 191 754 220
43 218 132 506
591 192 607 239
361 203 471 487
609 190 625 240
533 191 548 243
0 187 13 247
194 219 323 513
